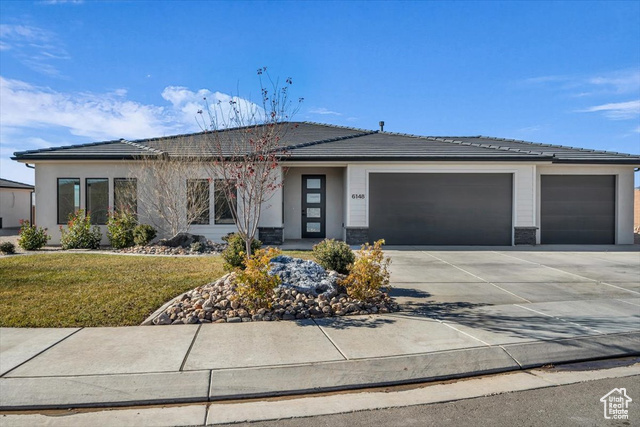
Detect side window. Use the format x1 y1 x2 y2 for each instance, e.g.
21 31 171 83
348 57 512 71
215 179 236 224
187 179 210 225
114 178 138 215
86 178 109 224
57 178 80 224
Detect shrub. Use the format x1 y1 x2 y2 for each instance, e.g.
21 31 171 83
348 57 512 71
221 233 262 271
234 247 282 309
106 211 137 249
17 220 50 250
312 238 355 274
190 241 204 253
0 241 16 255
340 239 391 301
60 210 102 250
133 224 157 246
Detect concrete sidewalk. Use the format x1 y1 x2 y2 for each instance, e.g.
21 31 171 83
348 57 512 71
1 248 639 410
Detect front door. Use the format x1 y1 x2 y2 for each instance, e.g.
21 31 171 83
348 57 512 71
301 175 326 238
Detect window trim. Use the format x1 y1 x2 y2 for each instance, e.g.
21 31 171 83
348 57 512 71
187 178 211 225
85 178 109 225
214 179 237 225
57 177 80 225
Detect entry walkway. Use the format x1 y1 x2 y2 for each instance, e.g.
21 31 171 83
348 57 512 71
1 248 639 409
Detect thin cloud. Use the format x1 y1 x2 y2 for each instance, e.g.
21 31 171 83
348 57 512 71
0 24 69 76
578 100 640 120
0 76 260 142
522 69 640 96
309 107 342 116
41 0 84 4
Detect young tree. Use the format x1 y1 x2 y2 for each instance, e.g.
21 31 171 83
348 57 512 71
133 145 212 239
198 68 302 255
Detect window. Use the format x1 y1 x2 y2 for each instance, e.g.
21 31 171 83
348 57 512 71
114 178 137 215
57 178 80 224
86 178 109 224
215 179 236 224
187 179 210 225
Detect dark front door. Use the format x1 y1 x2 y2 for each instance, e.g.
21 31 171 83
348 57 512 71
301 175 326 238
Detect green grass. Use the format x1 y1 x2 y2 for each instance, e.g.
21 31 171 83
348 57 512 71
0 251 317 328
0 253 225 327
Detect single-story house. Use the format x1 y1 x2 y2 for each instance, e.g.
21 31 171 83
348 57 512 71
0 178 34 229
11 122 640 246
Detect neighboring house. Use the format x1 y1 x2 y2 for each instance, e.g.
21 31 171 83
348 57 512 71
11 122 640 245
0 178 34 229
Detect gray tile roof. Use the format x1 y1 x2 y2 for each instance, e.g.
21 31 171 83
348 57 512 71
0 178 34 190
12 122 640 165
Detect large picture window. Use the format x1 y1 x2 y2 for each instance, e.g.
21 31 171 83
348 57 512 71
57 178 80 224
86 178 109 224
215 179 236 224
114 178 137 215
187 179 210 225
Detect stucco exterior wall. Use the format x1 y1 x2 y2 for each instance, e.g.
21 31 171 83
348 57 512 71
0 188 32 228
536 165 636 244
345 162 539 230
283 167 345 240
33 161 282 244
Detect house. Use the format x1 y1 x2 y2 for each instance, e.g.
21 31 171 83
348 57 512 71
0 178 34 229
11 122 640 246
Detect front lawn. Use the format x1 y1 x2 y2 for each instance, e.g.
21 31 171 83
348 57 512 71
0 253 228 327
0 251 316 328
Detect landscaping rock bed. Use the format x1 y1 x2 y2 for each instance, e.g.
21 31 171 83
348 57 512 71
115 233 227 255
148 259 398 325
116 243 226 256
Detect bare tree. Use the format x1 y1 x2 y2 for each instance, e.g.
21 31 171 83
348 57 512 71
198 68 302 255
132 144 212 239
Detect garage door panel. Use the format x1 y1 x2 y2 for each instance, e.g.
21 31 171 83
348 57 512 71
369 173 513 245
541 175 615 244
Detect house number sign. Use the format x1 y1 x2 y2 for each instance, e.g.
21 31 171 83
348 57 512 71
351 194 365 199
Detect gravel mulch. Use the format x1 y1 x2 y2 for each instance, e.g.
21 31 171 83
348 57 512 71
148 272 398 325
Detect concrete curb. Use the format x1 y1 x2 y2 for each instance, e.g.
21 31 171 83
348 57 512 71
1 331 638 410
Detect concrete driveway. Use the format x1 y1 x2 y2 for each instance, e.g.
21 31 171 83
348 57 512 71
387 247 640 348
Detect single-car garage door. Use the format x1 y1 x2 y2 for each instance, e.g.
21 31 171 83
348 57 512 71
541 175 615 244
369 173 513 245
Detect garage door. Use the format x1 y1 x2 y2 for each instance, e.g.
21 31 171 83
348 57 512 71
369 173 513 245
541 175 615 244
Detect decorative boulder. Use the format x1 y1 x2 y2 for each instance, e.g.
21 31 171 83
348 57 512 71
159 233 209 248
270 255 338 298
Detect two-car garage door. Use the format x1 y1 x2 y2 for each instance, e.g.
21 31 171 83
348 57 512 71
368 173 616 245
369 173 513 245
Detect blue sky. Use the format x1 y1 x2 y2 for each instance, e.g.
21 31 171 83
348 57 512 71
1 0 639 185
